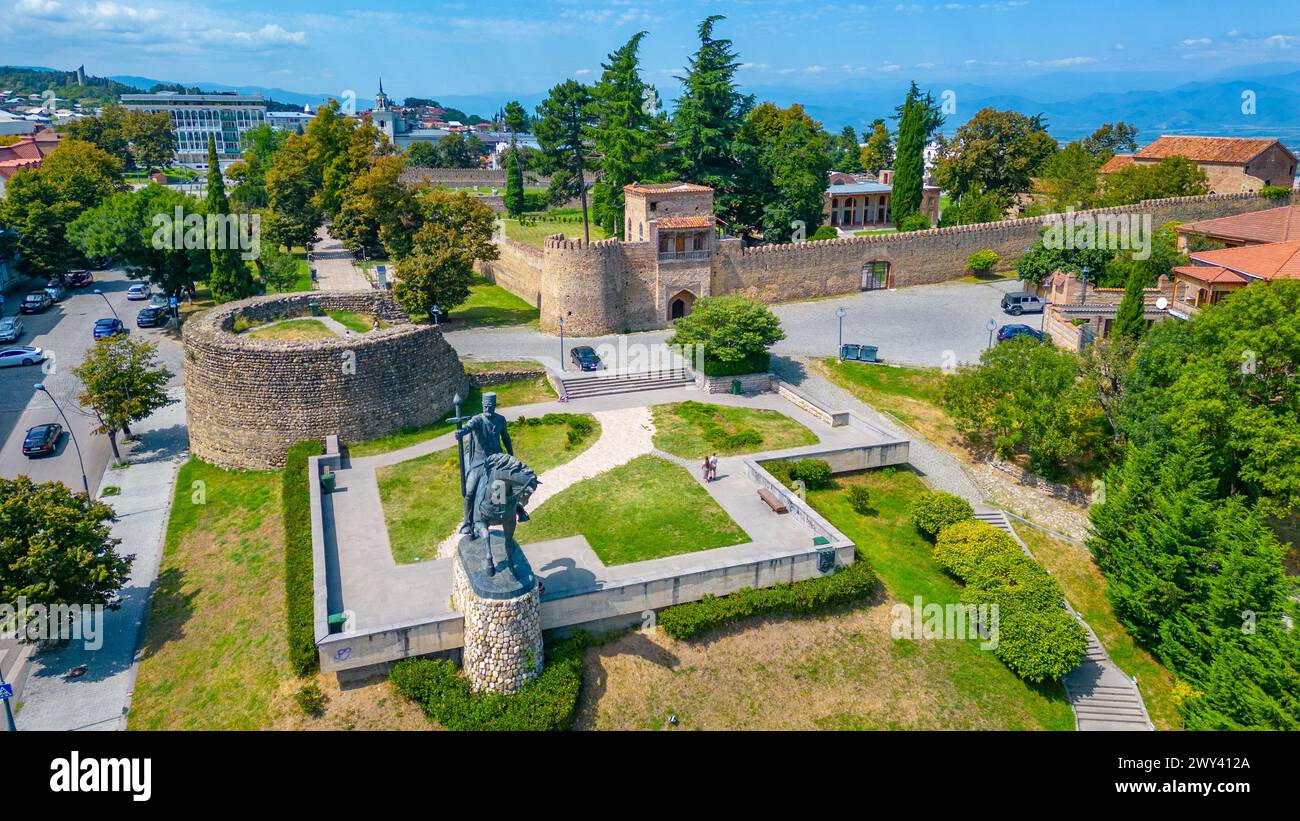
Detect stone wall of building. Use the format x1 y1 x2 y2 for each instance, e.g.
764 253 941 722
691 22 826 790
451 556 544 694
183 291 469 469
479 191 1300 337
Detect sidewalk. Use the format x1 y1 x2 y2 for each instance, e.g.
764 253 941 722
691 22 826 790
9 388 188 731
311 227 373 291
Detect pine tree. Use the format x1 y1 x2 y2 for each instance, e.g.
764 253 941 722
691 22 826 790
534 80 596 241
1112 265 1148 341
588 32 661 237
892 89 926 223
503 145 525 217
205 135 256 302
672 15 752 206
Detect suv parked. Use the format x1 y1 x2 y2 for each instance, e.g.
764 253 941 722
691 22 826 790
44 281 68 302
20 291 53 314
569 345 603 371
1001 291 1046 316
67 270 94 288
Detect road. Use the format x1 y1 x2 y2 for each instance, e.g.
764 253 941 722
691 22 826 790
0 269 186 495
445 278 1025 370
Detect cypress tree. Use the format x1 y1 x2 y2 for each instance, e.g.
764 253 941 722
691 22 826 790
892 90 925 223
205 135 256 302
1112 265 1148 341
504 145 525 217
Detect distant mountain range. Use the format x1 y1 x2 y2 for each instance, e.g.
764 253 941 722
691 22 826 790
11 63 1294 149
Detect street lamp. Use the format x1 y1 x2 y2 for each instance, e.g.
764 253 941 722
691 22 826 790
986 318 997 350
92 289 119 321
430 304 441 327
34 383 88 496
557 314 565 371
836 306 847 362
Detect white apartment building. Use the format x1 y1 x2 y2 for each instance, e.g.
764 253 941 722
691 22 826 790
120 92 267 167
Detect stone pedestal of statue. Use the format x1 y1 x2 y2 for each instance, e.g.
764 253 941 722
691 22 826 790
451 531 543 694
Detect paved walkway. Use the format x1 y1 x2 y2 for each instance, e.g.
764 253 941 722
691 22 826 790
10 388 188 731
327 386 882 632
311 227 373 292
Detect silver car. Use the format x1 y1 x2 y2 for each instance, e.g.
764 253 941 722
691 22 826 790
0 346 44 368
0 316 22 343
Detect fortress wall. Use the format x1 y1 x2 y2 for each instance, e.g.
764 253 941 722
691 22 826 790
619 242 663 331
477 236 544 309
539 235 628 335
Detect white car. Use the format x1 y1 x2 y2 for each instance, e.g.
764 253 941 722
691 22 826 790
127 283 151 301
0 346 44 368
0 316 22 343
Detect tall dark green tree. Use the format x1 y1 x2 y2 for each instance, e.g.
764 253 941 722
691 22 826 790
534 80 596 241
672 15 753 214
588 32 663 237
891 89 926 223
892 81 946 142
503 145 525 217
205 136 256 302
1112 266 1149 341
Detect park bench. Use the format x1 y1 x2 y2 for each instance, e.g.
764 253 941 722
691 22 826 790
757 487 789 514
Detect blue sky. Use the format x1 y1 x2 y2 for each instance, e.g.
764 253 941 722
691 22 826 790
4 0 1300 100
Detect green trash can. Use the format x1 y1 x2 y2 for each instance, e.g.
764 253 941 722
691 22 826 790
320 471 335 494
309 301 323 317
731 378 742 395
327 612 348 633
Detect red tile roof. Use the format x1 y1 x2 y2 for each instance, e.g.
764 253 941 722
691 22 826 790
1176 205 1300 244
1172 265 1248 285
654 215 714 229
1098 154 1134 173
1187 239 1300 281
1135 135 1290 165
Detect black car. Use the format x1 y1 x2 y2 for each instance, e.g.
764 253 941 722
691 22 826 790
20 291 53 314
22 423 63 458
997 324 1045 343
136 306 168 328
569 345 602 371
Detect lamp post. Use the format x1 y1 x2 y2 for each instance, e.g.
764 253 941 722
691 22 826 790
557 314 565 371
836 306 846 361
430 304 441 327
34 383 88 496
92 289 119 321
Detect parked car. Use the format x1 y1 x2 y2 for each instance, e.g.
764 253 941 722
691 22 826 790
67 269 94 288
136 306 168 328
1000 291 1046 316
93 317 128 339
996 324 1044 343
0 316 23 343
21 423 63 458
44 281 68 302
0 346 45 368
147 294 170 309
126 283 151 301
19 291 53 314
569 345 603 371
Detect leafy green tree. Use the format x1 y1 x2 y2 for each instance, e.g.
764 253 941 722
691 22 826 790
226 124 287 209
1082 121 1138 163
205 136 256 302
891 89 926 223
335 154 414 259
73 335 176 461
124 109 175 173
733 102 831 242
1037 140 1102 210
0 139 124 278
0 476 131 612
406 141 438 168
935 107 1057 205
666 294 784 373
265 133 322 249
67 184 210 297
390 191 498 317
533 79 596 240
434 133 476 168
942 337 1110 477
1015 234 1115 287
63 103 130 164
1101 156 1209 206
828 126 863 172
672 15 753 214
254 241 304 293
858 119 894 174
588 31 664 237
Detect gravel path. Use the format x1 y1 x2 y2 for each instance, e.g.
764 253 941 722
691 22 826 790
436 406 655 557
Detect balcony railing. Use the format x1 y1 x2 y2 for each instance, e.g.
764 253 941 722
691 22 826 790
657 249 711 262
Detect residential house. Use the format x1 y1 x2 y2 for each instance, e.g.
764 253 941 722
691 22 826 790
1099 135 1297 194
1042 270 1175 351
1174 203 1300 250
0 128 60 197
1169 239 1300 317
822 169 941 232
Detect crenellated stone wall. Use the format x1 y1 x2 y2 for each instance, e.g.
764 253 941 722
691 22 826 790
479 191 1300 337
183 291 469 469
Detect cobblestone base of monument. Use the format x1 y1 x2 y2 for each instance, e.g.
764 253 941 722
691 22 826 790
451 557 544 694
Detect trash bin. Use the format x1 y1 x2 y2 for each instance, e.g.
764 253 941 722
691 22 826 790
327 612 348 633
320 471 335 493
731 378 742 395
840 344 861 360
859 345 879 363
309 301 323 316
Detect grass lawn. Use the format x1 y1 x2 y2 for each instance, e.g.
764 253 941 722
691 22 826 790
447 277 540 328
377 415 600 563
327 309 385 333
246 318 336 341
129 459 287 729
651 401 818 459
520 454 748 565
805 468 1076 729
1018 526 1180 730
488 374 556 405
819 358 955 442
502 217 609 249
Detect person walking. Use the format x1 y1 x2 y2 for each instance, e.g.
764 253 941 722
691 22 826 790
708 453 719 483
701 455 711 483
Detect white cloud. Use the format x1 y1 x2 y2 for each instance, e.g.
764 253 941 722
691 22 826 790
1264 34 1295 48
1180 37 1212 47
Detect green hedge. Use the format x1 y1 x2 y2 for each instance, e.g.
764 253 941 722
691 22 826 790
909 491 974 540
932 519 1018 578
657 551 877 640
390 633 588 730
701 351 770 377
767 458 833 491
283 439 324 676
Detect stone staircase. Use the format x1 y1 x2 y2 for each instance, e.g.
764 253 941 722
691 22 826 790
973 506 1154 731
557 366 694 400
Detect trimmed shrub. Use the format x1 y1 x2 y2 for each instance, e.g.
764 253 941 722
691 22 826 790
390 633 588 730
933 519 1019 578
294 682 327 717
284 439 325 676
848 485 872 514
897 213 932 232
657 551 877 640
988 606 1089 683
790 459 833 490
908 491 974 540
967 249 999 274
809 225 840 241
961 549 1064 614
1260 185 1292 202
701 351 771 377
